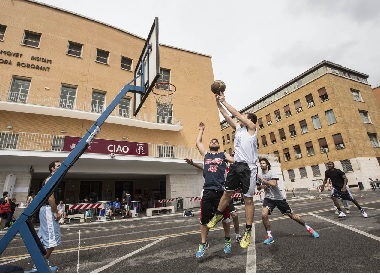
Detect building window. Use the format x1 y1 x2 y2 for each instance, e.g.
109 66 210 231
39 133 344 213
279 128 286 141
311 115 322 129
359 110 371 124
157 68 171 90
59 85 76 109
121 56 132 71
52 136 64 151
266 114 272 126
269 132 276 144
288 169 295 182
351 89 363 102
22 31 41 48
91 90 106 113
158 145 174 158
294 99 303 113
318 137 329 153
333 133 345 150
222 136 225 145
299 120 308 134
0 24 7 40
0 133 19 149
67 41 83 57
274 109 281 122
157 103 173 124
261 135 268 147
368 133 379 148
318 87 329 102
119 97 131 118
325 109 337 125
306 93 315 108
289 124 297 137
299 167 307 178
273 150 280 162
311 165 321 177
8 77 31 103
283 148 291 161
305 141 315 156
96 49 109 64
258 118 264 129
340 159 353 173
284 105 292 117
232 131 235 141
294 145 302 159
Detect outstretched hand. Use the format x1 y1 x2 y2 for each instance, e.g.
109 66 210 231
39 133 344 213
184 158 194 165
199 122 205 131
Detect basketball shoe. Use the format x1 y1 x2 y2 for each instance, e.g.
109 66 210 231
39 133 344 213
206 213 223 229
196 242 209 258
240 230 252 249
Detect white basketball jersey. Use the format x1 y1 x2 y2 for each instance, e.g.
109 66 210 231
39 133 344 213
233 125 258 167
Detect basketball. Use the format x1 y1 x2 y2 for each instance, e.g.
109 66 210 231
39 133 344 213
211 80 226 95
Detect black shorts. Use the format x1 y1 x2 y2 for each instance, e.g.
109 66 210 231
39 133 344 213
200 189 230 225
331 188 354 201
263 198 292 215
225 162 252 195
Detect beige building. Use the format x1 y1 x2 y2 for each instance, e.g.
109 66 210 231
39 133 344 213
374 86 380 108
221 61 380 190
0 0 223 208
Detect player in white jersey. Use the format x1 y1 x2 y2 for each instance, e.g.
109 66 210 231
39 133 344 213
257 158 319 245
207 92 258 249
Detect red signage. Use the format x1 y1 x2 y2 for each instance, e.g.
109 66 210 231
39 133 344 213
63 136 149 156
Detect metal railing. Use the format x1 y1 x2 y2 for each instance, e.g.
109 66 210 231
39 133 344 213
0 91 179 125
0 131 202 160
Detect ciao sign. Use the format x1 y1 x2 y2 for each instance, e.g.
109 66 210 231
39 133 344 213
63 136 148 156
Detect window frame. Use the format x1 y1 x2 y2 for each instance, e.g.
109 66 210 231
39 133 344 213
8 77 31 103
67 41 83 58
96 48 110 65
22 30 41 48
311 115 322 129
325 109 337 125
59 84 77 109
91 89 106 113
121 56 133 71
0 24 7 41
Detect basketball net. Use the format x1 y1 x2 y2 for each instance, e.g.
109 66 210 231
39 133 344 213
152 82 176 106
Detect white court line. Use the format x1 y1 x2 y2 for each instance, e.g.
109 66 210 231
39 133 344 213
311 213 380 242
245 223 256 273
90 237 166 273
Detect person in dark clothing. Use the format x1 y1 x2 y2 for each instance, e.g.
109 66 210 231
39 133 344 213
186 122 234 258
321 161 367 218
4 198 17 229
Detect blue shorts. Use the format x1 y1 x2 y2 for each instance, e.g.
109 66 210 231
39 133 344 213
38 205 61 249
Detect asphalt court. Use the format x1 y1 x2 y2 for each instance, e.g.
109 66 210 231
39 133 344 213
0 192 379 273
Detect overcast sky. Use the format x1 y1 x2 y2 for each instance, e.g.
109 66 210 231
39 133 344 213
36 0 380 111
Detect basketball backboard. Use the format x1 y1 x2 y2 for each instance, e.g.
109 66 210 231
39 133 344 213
133 17 160 116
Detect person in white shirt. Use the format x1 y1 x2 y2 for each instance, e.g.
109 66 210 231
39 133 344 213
207 91 258 249
257 158 319 244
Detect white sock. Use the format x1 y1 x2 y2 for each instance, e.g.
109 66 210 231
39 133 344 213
267 231 272 237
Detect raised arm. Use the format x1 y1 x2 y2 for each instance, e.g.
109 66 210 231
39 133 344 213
216 98 238 130
217 93 256 132
196 122 207 157
224 152 235 163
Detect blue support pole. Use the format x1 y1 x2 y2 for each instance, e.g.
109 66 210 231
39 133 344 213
0 83 144 272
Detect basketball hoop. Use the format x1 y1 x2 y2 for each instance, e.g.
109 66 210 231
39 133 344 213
152 82 176 106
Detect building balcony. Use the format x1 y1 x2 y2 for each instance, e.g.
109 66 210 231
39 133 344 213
0 91 182 131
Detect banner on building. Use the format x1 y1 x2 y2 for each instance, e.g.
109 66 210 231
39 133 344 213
63 136 149 156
